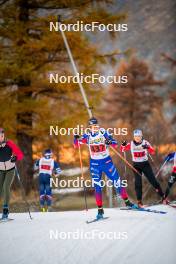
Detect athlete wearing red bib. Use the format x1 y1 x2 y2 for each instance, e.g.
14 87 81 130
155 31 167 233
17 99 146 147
74 118 137 219
121 129 165 207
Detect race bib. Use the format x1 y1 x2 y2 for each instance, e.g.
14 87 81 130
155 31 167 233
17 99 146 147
90 144 106 153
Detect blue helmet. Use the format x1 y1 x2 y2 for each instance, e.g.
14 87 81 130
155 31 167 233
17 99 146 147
133 129 143 137
44 149 53 159
88 117 98 126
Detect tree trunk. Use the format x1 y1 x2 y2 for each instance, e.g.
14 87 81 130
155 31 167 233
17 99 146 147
16 0 33 194
17 124 33 195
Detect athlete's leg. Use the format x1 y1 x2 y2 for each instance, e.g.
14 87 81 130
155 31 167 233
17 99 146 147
90 160 103 207
39 174 45 207
45 175 52 206
133 166 143 202
143 162 164 198
3 169 15 206
165 173 176 198
102 157 128 199
0 171 5 200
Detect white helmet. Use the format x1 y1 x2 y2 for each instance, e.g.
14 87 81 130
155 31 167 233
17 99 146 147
133 129 143 137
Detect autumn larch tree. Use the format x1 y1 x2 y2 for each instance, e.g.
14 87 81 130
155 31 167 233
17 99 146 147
0 0 126 193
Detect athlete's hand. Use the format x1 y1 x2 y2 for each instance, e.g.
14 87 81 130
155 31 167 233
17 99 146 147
121 140 127 146
11 155 17 163
105 138 112 145
74 134 80 140
142 144 149 149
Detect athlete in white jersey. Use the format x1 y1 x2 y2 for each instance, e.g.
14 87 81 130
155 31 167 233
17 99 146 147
130 139 153 162
34 149 61 211
121 129 165 207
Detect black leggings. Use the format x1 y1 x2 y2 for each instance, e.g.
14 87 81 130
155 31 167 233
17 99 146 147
133 161 163 201
165 173 176 198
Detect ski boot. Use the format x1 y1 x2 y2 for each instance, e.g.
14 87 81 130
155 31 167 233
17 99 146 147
137 200 144 208
96 207 104 220
162 196 169 205
46 206 52 212
124 199 138 209
2 205 9 219
40 206 46 212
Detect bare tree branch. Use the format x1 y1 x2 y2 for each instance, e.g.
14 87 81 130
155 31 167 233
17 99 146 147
0 0 9 6
161 53 176 68
28 0 109 10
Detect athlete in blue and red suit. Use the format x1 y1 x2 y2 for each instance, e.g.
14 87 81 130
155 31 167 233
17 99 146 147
74 117 136 219
34 149 61 212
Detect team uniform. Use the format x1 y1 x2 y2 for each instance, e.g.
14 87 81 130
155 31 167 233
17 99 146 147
0 130 23 219
164 152 176 198
121 138 164 204
74 128 133 216
35 150 61 210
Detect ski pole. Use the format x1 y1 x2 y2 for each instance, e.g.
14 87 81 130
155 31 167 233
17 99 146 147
143 158 168 199
149 154 158 172
58 15 93 118
15 165 33 220
123 151 127 179
78 143 88 211
110 146 143 177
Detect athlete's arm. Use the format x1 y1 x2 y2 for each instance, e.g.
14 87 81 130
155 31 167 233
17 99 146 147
104 131 118 148
74 134 88 148
144 141 155 155
7 140 24 160
53 161 62 175
120 142 131 152
34 159 39 171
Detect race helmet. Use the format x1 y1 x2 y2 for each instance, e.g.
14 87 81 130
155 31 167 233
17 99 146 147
133 129 143 137
44 149 53 159
88 117 98 126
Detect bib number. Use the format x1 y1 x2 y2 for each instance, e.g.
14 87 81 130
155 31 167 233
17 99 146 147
41 165 51 170
90 144 106 153
134 151 145 158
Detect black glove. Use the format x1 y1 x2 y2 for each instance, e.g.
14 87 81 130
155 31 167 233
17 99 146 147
105 138 112 145
74 134 80 140
11 155 17 163
121 140 127 146
142 144 149 149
